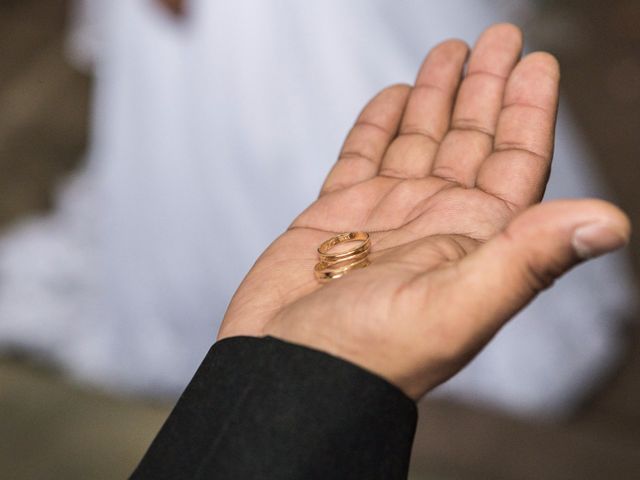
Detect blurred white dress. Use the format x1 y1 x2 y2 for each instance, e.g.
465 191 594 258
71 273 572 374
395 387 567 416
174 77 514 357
0 0 635 417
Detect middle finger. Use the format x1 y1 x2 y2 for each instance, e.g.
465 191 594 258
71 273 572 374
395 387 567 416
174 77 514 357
379 39 469 179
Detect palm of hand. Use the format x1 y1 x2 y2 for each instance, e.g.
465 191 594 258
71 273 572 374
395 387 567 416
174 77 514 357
218 25 562 398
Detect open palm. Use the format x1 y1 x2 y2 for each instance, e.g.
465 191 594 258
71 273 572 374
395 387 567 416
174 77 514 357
218 25 629 399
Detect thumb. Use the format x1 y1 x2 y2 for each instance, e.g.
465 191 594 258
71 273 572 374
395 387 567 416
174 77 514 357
451 199 631 339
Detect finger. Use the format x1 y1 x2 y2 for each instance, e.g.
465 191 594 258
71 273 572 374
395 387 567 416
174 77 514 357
411 200 630 374
432 23 523 186
320 84 411 196
476 52 560 210
379 40 469 179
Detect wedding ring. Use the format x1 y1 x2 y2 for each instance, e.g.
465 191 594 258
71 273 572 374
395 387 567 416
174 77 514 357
314 257 370 283
317 232 370 263
315 231 371 283
318 249 369 267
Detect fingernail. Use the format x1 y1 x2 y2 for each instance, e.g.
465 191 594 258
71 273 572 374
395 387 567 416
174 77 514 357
572 222 629 259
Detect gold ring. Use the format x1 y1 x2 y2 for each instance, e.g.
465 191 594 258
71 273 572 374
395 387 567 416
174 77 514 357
317 232 370 263
314 258 370 283
314 232 371 283
314 254 370 275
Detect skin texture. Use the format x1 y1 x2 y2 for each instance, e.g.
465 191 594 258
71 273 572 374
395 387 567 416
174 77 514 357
217 24 631 400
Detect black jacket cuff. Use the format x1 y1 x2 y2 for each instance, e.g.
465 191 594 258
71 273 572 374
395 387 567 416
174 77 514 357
131 335 417 479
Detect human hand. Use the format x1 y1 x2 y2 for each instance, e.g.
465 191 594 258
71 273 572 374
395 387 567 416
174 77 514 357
217 24 630 400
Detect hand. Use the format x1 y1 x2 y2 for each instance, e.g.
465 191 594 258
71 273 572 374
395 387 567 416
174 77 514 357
217 24 630 400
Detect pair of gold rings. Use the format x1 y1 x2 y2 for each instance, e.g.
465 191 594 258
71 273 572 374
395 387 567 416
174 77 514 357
314 232 371 283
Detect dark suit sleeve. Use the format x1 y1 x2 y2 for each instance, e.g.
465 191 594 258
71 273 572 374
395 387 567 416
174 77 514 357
130 335 417 480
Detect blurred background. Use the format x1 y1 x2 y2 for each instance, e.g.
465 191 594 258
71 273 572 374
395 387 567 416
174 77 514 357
1 0 639 478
